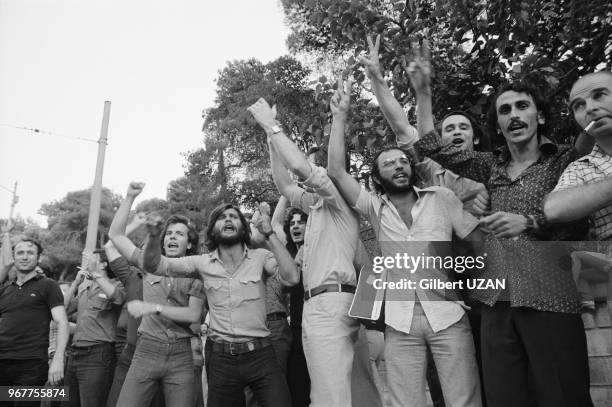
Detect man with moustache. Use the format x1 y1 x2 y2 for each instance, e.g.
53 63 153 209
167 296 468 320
358 34 490 218
327 79 483 407
137 201 299 407
410 42 593 406
108 183 205 407
545 71 612 241
0 233 69 407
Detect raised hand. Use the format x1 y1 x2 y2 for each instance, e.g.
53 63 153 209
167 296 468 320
330 78 352 118
247 98 278 133
1 219 14 235
253 202 274 238
146 213 165 238
406 38 433 94
358 34 384 82
126 182 145 199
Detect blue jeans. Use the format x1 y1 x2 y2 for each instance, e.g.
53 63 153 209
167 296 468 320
0 358 48 407
385 303 482 407
206 341 291 407
63 342 116 407
116 336 195 407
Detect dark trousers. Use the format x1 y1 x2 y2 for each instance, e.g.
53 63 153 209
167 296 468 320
287 328 310 407
481 303 593 407
205 340 291 407
63 342 116 407
0 358 48 407
105 343 165 407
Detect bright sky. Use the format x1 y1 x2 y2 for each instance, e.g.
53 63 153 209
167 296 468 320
0 0 290 226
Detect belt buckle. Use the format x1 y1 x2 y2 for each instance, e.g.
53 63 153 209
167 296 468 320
247 341 255 352
229 343 237 355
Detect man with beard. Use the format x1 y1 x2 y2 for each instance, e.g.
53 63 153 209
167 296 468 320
410 42 593 406
327 78 483 407
358 35 490 218
108 182 205 407
137 201 299 407
0 232 69 407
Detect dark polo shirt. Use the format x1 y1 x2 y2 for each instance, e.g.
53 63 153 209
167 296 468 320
0 274 64 360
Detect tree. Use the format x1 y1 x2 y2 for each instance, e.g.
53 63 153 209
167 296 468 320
281 0 611 144
38 187 122 280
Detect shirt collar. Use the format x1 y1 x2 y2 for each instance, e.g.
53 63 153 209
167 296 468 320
579 143 610 162
493 135 558 163
381 185 436 204
210 245 250 263
11 270 44 285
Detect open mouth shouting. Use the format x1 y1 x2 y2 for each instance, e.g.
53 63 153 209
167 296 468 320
451 137 464 146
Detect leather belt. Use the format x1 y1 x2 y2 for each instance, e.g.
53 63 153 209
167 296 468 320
266 311 287 321
304 283 356 301
210 337 271 355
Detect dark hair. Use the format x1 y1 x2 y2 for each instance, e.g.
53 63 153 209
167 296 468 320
486 81 551 141
12 238 43 256
160 214 199 256
283 208 308 257
93 248 115 279
205 203 251 251
370 147 418 195
440 110 492 152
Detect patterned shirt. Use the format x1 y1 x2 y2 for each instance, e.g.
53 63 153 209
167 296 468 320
553 144 612 241
415 130 588 313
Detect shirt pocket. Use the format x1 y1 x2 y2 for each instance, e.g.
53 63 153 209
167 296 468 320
203 279 227 307
90 294 111 311
239 274 262 301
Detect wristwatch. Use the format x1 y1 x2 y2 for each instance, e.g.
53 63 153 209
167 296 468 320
155 304 163 315
269 124 282 135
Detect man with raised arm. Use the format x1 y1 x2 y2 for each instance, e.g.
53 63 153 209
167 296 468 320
248 98 364 407
358 34 489 217
108 183 205 407
0 228 69 406
327 78 482 407
133 190 298 407
63 250 126 407
410 40 593 406
544 71 612 241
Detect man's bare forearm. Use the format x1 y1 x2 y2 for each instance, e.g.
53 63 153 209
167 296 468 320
544 177 612 223
371 76 418 145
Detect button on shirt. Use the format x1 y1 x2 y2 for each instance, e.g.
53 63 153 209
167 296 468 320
553 144 612 241
354 186 478 333
284 164 359 291
72 279 126 347
148 246 279 343
415 130 587 313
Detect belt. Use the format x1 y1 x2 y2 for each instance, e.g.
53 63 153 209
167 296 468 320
210 338 271 355
266 311 287 321
304 283 356 301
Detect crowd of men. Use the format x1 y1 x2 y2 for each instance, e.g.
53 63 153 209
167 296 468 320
1 35 611 407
